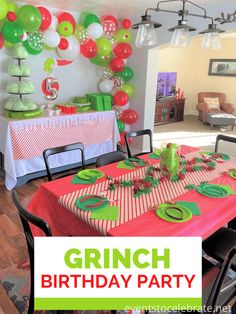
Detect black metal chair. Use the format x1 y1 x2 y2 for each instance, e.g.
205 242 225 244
96 151 126 167
215 134 236 229
203 247 236 314
43 142 85 181
125 129 153 158
12 190 52 314
215 134 236 153
203 227 236 272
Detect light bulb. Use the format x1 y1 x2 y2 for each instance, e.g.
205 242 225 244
201 32 221 49
135 24 157 47
170 29 191 48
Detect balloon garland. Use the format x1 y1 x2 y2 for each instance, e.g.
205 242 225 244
0 1 138 144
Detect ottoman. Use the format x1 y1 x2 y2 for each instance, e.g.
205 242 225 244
206 112 236 130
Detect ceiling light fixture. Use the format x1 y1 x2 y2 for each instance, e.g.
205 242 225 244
132 0 225 49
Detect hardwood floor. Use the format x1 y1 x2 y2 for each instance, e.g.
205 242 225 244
0 176 46 313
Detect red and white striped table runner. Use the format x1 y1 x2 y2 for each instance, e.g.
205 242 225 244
59 151 236 235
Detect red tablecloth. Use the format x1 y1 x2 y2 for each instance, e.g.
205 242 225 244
27 145 236 239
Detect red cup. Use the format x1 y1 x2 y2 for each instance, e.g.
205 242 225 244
65 106 71 114
71 106 76 114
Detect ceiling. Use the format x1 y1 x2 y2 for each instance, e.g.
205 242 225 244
19 0 227 17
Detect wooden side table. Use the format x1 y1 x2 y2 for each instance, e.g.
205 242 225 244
155 98 185 125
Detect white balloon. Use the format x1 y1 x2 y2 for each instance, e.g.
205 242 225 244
98 79 113 93
124 124 131 132
50 15 58 31
57 35 80 60
87 23 103 40
22 31 28 42
120 102 130 111
44 30 60 48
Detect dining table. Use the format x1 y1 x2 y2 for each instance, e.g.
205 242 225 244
27 145 236 240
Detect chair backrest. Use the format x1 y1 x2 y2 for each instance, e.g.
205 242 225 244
43 142 85 181
198 92 225 106
215 134 236 153
125 129 153 158
12 190 52 313
205 246 236 314
96 151 126 167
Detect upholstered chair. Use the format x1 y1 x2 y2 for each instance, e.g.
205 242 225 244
196 92 235 123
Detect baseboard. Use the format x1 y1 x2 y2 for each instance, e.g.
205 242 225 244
184 110 198 116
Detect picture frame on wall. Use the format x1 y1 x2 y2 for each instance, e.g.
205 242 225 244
208 59 236 77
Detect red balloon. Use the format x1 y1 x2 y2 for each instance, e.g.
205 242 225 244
113 43 132 59
121 18 131 29
7 11 16 22
58 37 69 50
57 12 76 30
119 131 132 146
113 91 129 106
80 39 97 59
109 57 125 72
101 15 118 28
0 33 4 49
121 109 138 125
38 6 52 31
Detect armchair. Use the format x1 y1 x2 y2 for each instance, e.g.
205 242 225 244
196 92 235 123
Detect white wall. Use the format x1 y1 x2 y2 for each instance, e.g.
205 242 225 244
0 47 98 112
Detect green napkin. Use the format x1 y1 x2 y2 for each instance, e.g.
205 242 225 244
71 175 97 185
90 206 119 221
117 160 135 170
149 153 160 159
176 201 201 216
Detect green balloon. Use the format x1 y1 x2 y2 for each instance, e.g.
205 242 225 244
81 13 100 28
117 119 125 133
0 0 7 20
24 31 44 55
96 36 112 57
4 40 14 48
114 29 132 43
2 21 23 44
118 83 135 98
7 1 17 12
120 66 134 82
17 5 42 32
58 21 73 37
91 53 112 66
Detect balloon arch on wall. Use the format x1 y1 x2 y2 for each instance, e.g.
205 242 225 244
0 0 138 145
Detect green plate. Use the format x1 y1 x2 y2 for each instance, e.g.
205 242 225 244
156 203 192 223
228 170 236 179
77 169 105 180
76 194 109 211
196 184 229 198
208 152 230 161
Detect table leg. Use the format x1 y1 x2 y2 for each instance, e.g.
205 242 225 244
231 124 235 131
210 123 213 130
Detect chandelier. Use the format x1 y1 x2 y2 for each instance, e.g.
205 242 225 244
132 0 225 49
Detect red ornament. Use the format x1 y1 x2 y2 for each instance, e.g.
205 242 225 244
121 19 131 29
80 39 97 59
0 33 4 49
7 11 16 21
101 15 118 28
121 109 138 125
58 38 69 50
109 57 125 72
113 91 129 106
57 12 76 30
37 6 52 31
113 43 132 59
